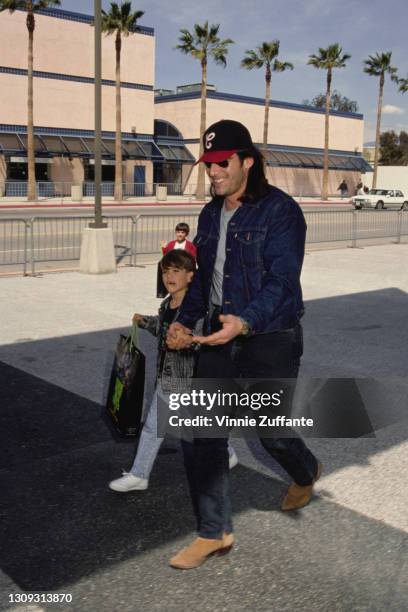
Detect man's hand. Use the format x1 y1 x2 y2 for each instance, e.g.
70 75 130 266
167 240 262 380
166 322 194 350
193 314 244 346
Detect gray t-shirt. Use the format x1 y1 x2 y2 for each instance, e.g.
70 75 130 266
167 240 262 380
210 203 237 306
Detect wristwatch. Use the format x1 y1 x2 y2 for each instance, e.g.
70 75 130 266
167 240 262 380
239 318 252 336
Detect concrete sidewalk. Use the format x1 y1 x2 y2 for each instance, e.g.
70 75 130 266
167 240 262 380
0 244 407 611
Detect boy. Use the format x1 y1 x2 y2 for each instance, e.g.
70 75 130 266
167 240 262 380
109 250 237 492
161 222 197 257
157 223 197 298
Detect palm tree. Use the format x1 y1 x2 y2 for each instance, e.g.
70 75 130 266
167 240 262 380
396 75 408 93
241 41 293 154
363 52 398 188
176 22 233 200
101 2 144 202
0 0 61 201
308 44 351 200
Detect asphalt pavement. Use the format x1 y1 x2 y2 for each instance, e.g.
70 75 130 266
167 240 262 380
0 243 407 612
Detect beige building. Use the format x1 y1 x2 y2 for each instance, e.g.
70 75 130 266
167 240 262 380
0 6 371 198
155 89 371 196
0 6 194 196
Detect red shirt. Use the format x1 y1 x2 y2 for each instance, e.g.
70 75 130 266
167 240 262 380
162 239 197 258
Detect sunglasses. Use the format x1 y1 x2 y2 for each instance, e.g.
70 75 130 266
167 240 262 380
204 156 234 169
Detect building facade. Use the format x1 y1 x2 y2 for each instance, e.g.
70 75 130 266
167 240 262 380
155 90 371 196
0 7 194 196
0 7 371 198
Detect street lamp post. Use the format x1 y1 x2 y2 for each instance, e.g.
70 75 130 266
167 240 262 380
91 0 106 229
79 0 115 273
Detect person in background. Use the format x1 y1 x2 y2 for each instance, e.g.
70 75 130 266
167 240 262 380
161 222 197 257
338 179 349 198
157 223 197 298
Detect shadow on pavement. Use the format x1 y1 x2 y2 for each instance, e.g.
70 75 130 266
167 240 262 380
0 287 407 608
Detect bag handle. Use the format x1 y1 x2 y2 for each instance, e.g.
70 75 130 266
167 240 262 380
129 322 139 349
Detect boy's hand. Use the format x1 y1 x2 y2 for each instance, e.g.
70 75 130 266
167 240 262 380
167 322 193 350
132 313 145 325
193 314 243 346
160 240 167 249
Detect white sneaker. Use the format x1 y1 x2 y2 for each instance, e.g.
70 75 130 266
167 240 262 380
229 451 239 469
108 471 148 492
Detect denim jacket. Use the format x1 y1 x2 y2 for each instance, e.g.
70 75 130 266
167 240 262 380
178 185 306 334
139 296 202 393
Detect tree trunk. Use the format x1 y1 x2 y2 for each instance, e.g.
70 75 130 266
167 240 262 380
196 58 207 201
114 30 123 202
26 8 36 202
262 67 271 159
372 73 384 189
322 68 332 201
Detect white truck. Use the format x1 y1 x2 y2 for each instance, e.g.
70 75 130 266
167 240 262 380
352 189 408 210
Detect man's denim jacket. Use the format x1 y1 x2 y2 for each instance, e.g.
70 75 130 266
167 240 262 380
139 296 202 393
178 185 306 334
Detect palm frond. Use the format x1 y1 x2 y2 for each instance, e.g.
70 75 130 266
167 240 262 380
0 0 60 10
176 22 233 66
101 1 144 35
308 43 351 69
363 51 397 77
0 0 27 10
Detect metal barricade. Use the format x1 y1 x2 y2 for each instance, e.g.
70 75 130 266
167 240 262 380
1 209 408 276
105 216 136 265
30 216 92 270
131 212 200 265
29 215 137 273
304 210 354 244
399 210 408 241
0 218 29 275
354 210 400 241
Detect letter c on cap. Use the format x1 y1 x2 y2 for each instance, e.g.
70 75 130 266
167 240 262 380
205 132 215 150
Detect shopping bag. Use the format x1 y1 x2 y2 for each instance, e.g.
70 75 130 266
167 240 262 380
106 324 145 437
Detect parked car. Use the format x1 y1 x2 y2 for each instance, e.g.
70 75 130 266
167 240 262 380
352 189 408 210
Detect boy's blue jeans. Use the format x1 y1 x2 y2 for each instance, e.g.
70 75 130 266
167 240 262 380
131 384 236 482
130 387 164 480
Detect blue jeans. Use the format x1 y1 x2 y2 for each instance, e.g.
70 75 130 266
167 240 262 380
182 325 318 539
131 385 237 482
130 387 164 480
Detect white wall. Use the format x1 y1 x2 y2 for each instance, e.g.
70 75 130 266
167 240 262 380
364 166 408 194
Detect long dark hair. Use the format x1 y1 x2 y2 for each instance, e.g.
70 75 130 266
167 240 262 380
237 147 270 203
209 146 269 203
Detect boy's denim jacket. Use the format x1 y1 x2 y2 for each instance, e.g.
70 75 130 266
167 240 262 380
138 296 202 393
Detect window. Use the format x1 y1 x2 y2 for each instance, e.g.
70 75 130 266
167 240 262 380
154 120 183 139
7 161 49 180
84 164 115 181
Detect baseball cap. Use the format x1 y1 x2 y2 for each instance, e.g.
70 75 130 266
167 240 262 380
196 120 254 164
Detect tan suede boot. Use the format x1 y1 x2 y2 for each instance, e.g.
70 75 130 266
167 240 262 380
281 462 323 511
169 533 234 570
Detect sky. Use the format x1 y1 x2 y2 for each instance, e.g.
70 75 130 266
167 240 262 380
63 0 408 142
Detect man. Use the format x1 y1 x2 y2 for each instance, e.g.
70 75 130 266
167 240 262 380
338 179 349 199
167 120 322 570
